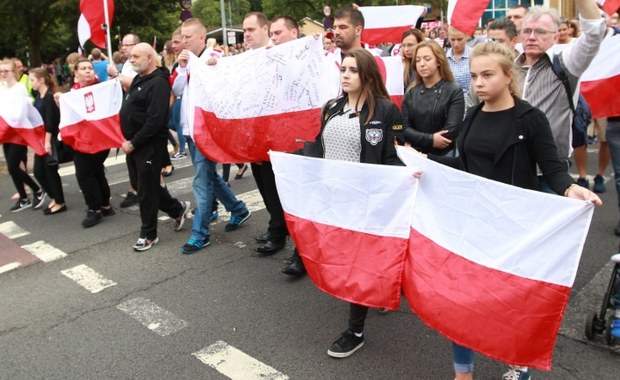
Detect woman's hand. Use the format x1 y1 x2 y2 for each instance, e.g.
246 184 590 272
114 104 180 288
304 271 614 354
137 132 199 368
567 184 603 206
432 130 451 149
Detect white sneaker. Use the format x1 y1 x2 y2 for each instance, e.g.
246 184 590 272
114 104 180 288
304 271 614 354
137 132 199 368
133 237 159 251
173 201 191 231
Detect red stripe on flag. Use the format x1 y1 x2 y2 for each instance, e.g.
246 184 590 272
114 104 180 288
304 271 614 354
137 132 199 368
285 212 407 310
390 95 403 111
403 228 570 370
60 114 123 154
450 0 491 36
602 0 620 15
362 26 412 45
193 108 322 163
581 73 620 118
0 117 46 155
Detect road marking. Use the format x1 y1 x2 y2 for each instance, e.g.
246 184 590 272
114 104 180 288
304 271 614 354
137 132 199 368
0 221 30 239
61 264 117 293
20 241 67 262
0 262 21 274
117 297 187 336
193 340 289 380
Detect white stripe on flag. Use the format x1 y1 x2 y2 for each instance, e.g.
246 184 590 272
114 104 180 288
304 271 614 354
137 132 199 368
270 151 418 239
397 146 594 287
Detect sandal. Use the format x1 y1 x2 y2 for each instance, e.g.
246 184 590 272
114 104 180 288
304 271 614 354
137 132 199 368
234 164 248 179
162 165 174 177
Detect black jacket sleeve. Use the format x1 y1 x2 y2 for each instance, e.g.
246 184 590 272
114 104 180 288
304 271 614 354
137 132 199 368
130 77 171 148
442 85 465 142
42 92 60 135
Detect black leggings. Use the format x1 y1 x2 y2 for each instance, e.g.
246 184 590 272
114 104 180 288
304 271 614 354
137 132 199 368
33 154 64 204
73 150 111 210
3 143 40 199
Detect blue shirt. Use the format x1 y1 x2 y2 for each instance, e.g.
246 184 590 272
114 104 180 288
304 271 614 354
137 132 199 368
93 60 109 82
447 45 471 98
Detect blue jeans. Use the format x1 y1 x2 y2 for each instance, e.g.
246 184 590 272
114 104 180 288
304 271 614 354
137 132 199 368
186 137 247 241
170 100 186 153
606 120 620 213
452 342 475 373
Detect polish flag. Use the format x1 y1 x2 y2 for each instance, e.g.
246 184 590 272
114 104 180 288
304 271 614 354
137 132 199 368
597 0 620 15
374 56 405 109
270 151 418 310
188 36 340 163
359 5 426 45
397 147 594 370
447 0 491 36
59 79 124 153
78 0 115 48
0 93 46 155
580 33 620 118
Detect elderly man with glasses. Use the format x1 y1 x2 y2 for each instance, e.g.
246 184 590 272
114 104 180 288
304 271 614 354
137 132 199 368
514 1 606 198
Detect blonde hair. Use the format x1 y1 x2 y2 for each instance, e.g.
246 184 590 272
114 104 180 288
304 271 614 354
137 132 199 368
409 41 454 91
206 38 217 48
470 41 522 98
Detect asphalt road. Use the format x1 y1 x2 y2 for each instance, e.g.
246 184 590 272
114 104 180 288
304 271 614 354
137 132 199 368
1 146 620 379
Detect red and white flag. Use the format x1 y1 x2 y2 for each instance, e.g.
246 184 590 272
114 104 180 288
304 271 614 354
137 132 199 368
0 91 46 155
580 33 620 118
359 5 426 45
374 56 405 109
188 36 340 163
78 0 115 48
270 147 594 370
397 147 593 370
447 0 491 36
270 151 418 310
597 0 620 15
59 79 124 153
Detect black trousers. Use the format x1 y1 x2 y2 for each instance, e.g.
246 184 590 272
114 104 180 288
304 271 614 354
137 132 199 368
251 161 288 241
3 143 40 199
73 150 111 210
127 139 182 240
33 154 64 203
348 303 369 333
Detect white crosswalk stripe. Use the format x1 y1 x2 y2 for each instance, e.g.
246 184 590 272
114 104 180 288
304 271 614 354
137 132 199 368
0 262 21 274
61 264 117 293
20 241 67 262
193 340 289 380
0 221 30 239
117 297 188 336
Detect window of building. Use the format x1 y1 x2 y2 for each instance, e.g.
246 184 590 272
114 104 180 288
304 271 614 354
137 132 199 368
482 0 545 28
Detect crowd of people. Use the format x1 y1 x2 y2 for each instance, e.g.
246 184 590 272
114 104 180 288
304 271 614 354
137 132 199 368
2 1 620 378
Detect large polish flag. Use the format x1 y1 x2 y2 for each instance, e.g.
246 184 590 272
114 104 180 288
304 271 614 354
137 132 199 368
270 151 418 310
187 36 340 163
78 0 114 49
397 147 594 370
359 5 425 45
447 0 491 36
0 92 46 155
374 56 405 109
580 33 620 118
59 79 124 154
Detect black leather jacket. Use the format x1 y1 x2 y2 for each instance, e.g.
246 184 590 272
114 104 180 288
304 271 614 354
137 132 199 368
304 96 403 165
401 79 464 155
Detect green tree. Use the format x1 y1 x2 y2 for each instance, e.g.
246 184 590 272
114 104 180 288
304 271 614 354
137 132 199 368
192 0 251 28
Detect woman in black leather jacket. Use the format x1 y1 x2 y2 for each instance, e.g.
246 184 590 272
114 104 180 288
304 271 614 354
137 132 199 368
401 40 464 156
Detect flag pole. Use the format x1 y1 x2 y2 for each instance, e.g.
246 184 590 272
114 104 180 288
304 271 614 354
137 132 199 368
102 0 113 60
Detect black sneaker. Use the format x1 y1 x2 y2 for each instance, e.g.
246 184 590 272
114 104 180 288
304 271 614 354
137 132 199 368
327 330 364 358
33 191 47 209
224 210 251 232
120 192 138 208
180 238 211 254
101 207 116 216
82 209 103 228
10 198 32 213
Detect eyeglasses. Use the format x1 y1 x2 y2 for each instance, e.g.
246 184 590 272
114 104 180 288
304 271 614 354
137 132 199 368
521 28 557 37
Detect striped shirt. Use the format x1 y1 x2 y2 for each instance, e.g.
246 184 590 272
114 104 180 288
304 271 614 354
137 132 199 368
447 45 471 98
516 17 606 160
